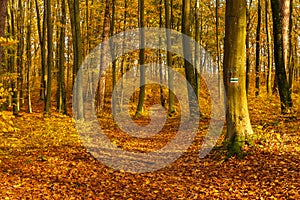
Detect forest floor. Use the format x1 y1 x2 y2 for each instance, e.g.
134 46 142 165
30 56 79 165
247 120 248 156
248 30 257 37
0 86 300 199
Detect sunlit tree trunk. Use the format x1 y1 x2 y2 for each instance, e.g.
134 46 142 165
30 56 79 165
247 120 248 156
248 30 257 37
223 0 253 156
26 0 32 113
265 0 273 95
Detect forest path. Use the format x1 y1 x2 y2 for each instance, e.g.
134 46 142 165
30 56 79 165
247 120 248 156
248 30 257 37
0 92 299 199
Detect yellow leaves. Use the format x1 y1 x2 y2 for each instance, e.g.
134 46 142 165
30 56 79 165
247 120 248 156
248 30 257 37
0 37 19 46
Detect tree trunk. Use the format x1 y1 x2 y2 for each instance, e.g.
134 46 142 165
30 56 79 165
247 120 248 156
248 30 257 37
34 0 46 100
26 0 32 113
0 0 8 71
270 0 293 113
182 0 198 116
223 0 253 156
56 0 67 114
255 0 261 96
281 0 290 70
245 0 252 95
265 0 273 95
44 0 52 115
135 0 146 117
69 0 84 119
165 0 175 115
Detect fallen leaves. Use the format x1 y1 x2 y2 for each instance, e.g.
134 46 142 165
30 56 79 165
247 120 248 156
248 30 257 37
0 88 300 199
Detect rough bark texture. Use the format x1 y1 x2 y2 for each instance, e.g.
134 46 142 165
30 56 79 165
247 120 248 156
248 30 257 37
223 0 253 156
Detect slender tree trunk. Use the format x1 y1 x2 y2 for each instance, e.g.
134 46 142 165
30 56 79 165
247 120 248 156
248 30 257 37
35 0 46 100
265 0 273 95
56 0 67 114
8 0 18 115
110 0 117 116
245 0 252 95
165 0 175 115
69 0 84 119
182 0 198 116
0 0 8 71
223 0 253 156
270 0 293 113
97 0 110 111
255 0 261 96
26 0 32 113
215 0 222 99
135 0 146 117
288 0 294 89
44 0 52 114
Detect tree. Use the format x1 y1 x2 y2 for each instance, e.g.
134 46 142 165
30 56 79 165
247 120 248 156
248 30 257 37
69 0 84 119
165 0 175 115
0 0 8 70
34 0 47 100
255 0 261 96
182 0 198 116
44 0 53 115
135 0 146 117
270 0 293 113
265 0 273 95
223 0 253 156
56 0 67 114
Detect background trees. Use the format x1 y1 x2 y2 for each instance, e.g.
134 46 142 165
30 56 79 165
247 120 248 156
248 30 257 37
0 0 299 154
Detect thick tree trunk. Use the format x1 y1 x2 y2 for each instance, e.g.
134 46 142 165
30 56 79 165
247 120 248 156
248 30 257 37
223 0 253 156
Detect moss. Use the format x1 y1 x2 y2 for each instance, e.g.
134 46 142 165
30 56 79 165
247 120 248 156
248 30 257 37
227 135 246 159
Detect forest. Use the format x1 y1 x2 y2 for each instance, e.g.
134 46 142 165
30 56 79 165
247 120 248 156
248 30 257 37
0 0 299 198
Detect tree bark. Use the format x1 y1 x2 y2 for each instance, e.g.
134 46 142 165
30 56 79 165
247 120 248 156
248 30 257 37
223 0 253 156
255 0 261 96
135 0 146 117
0 0 8 71
270 0 293 113
44 0 53 115
182 0 198 116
